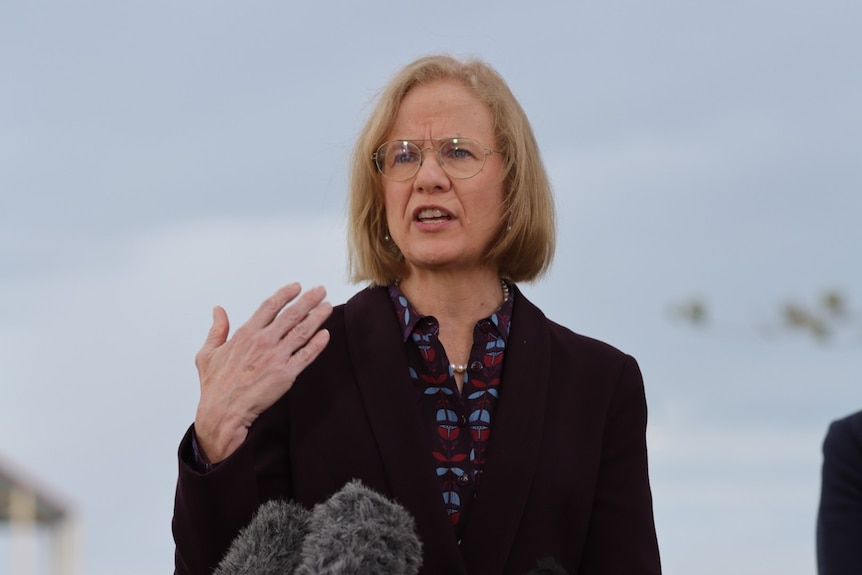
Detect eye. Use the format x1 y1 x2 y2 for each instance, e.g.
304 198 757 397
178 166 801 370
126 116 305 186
390 143 420 165
441 140 478 161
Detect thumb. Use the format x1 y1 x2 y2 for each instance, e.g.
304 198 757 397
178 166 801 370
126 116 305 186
202 305 230 350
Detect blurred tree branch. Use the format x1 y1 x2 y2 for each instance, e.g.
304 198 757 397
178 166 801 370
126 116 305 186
670 289 861 344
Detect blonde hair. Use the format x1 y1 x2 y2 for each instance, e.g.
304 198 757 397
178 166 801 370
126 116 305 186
348 55 555 285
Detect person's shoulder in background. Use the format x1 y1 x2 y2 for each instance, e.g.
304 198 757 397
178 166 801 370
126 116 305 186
817 409 862 575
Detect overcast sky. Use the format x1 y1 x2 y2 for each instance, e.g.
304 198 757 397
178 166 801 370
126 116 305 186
2 1 861 573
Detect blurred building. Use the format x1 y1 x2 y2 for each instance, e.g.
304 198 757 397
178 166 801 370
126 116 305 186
0 455 79 575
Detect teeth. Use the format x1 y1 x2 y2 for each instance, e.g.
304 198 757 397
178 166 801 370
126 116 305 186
418 208 448 220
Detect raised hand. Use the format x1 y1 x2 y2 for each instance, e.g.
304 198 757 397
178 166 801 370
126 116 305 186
193 283 333 463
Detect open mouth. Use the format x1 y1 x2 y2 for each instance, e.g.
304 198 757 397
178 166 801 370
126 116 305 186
415 208 453 224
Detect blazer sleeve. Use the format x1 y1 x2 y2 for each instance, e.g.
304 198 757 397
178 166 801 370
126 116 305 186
817 411 862 574
171 303 352 575
578 354 661 574
172 393 293 575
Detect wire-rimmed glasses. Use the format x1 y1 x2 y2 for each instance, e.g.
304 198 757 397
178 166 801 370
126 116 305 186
372 138 498 181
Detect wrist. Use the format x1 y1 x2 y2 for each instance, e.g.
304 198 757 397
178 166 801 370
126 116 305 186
193 408 249 464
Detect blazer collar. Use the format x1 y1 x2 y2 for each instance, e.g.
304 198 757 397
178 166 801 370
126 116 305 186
459 285 552 572
344 284 551 574
344 286 467 575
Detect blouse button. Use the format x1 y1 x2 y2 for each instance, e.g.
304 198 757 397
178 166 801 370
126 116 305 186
459 414 467 427
478 320 493 332
469 361 483 372
457 474 470 487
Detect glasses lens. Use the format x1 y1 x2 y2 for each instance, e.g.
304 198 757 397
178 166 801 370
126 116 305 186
376 141 421 181
374 138 489 180
439 138 486 179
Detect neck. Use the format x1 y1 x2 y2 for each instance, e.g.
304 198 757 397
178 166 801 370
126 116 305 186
399 269 508 393
398 268 506 325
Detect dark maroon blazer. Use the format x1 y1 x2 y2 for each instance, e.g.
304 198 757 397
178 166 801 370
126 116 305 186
173 285 661 574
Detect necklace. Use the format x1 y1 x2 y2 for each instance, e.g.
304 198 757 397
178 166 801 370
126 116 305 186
450 279 509 375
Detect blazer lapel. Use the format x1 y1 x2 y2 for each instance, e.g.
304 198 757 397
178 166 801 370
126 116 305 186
459 287 552 573
344 287 467 575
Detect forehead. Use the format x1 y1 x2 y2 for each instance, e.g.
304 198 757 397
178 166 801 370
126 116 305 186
388 80 495 143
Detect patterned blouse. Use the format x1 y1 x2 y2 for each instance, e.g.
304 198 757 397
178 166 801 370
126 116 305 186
387 282 513 539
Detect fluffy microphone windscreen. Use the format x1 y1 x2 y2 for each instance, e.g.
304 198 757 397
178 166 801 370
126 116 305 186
524 557 569 575
214 499 312 575
295 480 423 575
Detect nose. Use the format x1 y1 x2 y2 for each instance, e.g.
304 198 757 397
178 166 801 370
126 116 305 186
413 147 450 193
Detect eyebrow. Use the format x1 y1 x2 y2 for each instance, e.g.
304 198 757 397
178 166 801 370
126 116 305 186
388 136 467 145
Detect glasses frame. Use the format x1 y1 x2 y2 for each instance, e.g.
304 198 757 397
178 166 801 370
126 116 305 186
372 138 499 182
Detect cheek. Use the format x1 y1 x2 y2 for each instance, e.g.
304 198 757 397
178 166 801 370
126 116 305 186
472 185 506 225
382 186 405 231
381 185 395 214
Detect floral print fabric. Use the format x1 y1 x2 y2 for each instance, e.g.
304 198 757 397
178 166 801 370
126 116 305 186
388 282 513 538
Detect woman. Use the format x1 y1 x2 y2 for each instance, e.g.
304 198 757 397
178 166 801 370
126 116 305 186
173 55 661 574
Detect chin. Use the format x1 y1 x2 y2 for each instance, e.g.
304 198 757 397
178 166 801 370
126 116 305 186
401 243 486 273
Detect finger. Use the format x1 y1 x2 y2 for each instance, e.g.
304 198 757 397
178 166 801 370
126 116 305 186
268 285 328 337
283 328 332 381
206 306 230 347
195 306 230 369
280 298 333 351
246 282 302 329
